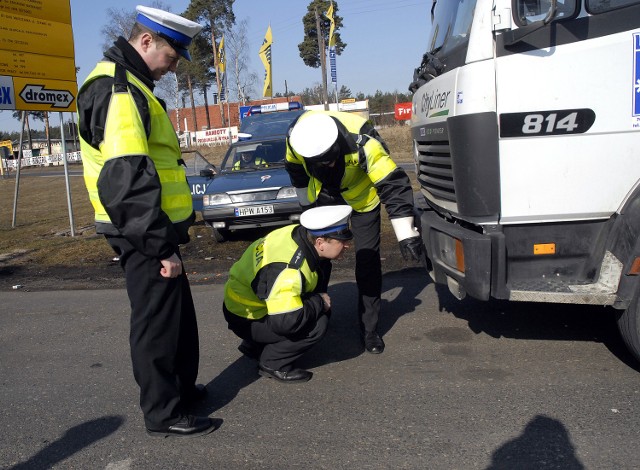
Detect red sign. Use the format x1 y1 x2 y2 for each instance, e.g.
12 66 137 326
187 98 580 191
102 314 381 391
395 102 412 120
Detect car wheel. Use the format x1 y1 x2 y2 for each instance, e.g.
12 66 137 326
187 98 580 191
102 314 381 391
617 285 640 363
212 228 228 243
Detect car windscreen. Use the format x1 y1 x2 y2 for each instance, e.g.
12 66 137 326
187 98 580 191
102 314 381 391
239 110 304 138
221 139 288 171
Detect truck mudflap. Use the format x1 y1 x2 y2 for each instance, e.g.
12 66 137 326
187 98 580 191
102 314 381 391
420 208 492 301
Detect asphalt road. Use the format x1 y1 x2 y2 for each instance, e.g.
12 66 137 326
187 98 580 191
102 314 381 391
1 268 639 469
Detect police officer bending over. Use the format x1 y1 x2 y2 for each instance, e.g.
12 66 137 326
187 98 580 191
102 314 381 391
285 111 425 355
223 205 353 383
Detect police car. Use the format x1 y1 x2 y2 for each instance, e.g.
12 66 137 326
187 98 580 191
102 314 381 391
189 102 304 242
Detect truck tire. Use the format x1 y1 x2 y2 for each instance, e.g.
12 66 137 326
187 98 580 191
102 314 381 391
212 228 228 243
616 287 640 363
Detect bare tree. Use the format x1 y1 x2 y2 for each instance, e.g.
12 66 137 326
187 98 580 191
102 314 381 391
11 110 33 150
185 0 236 125
99 0 177 99
226 19 258 104
100 0 173 52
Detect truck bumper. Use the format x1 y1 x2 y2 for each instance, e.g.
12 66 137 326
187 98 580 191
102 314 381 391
420 209 494 301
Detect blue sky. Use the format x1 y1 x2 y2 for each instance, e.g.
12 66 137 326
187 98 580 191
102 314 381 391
0 0 428 132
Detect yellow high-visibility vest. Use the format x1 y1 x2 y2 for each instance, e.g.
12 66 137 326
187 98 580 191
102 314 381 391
79 62 192 224
224 225 318 319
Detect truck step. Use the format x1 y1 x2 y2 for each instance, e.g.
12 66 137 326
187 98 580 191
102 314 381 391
508 251 621 305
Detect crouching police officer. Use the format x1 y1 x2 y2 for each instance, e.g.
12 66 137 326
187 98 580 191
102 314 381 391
222 206 353 383
285 111 425 355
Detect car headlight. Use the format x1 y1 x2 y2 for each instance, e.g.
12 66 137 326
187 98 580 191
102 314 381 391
203 193 232 206
276 186 297 199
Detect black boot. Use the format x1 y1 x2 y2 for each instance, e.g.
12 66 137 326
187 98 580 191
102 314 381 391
363 331 385 354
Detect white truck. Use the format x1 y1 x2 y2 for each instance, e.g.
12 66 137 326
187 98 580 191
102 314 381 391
410 0 640 361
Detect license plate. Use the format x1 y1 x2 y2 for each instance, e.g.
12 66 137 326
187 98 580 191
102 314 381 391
235 205 274 217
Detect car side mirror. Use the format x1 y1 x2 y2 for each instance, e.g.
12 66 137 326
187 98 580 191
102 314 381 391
199 164 217 178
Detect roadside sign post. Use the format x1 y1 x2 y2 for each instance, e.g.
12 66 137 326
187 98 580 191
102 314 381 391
11 111 26 228
1 0 78 234
59 112 75 236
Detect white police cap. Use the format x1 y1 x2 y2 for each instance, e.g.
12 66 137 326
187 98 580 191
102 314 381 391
300 205 353 240
289 112 339 159
135 5 203 61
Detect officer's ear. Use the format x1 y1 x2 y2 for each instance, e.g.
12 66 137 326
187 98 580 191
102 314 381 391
313 236 327 251
137 32 155 54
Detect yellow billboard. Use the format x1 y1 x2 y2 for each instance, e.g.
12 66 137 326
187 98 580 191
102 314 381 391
0 0 76 111
0 11 75 58
0 50 77 81
11 77 77 112
0 0 72 24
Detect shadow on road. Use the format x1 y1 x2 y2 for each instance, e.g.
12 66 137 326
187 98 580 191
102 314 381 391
198 357 260 416
8 415 124 470
486 415 584 470
434 283 640 372
300 267 431 369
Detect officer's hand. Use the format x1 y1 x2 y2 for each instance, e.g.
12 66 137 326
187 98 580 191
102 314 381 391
399 236 425 262
160 253 183 278
319 293 331 311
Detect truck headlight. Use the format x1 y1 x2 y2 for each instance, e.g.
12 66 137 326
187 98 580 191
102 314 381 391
203 193 232 206
435 231 465 273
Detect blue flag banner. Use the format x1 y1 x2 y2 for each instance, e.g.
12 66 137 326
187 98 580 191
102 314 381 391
219 73 226 102
634 33 640 117
330 47 337 84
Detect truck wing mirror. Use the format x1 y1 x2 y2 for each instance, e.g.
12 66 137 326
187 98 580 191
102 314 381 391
502 0 557 47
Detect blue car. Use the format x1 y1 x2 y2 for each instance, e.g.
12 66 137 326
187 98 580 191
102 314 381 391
183 149 218 212
187 104 304 242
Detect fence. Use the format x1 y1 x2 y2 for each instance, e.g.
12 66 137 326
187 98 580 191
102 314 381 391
2 151 82 171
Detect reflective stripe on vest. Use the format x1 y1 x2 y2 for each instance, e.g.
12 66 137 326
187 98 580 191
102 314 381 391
79 62 192 224
224 225 318 319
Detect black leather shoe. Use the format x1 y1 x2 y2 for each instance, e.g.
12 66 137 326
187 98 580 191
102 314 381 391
258 364 312 383
363 332 385 354
238 339 263 361
146 415 216 438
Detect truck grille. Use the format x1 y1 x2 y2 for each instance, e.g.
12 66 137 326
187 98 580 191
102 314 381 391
415 139 456 203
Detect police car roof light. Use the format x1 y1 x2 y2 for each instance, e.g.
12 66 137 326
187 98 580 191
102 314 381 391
248 101 302 115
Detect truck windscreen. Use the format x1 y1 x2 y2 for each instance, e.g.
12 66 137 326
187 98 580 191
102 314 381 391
409 0 476 91
428 0 476 58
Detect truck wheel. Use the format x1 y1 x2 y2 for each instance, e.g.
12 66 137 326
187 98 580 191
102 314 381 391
212 228 228 243
616 287 640 363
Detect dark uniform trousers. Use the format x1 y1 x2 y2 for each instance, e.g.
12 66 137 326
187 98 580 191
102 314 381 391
107 236 199 430
224 306 329 372
350 204 382 334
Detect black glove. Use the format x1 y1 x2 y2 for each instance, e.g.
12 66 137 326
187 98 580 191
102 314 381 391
399 236 425 262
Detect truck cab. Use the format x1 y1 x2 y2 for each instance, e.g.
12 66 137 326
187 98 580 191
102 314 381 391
410 1 640 360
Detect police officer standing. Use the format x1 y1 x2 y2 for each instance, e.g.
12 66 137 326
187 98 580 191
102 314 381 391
285 111 424 354
223 206 353 383
77 6 215 437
